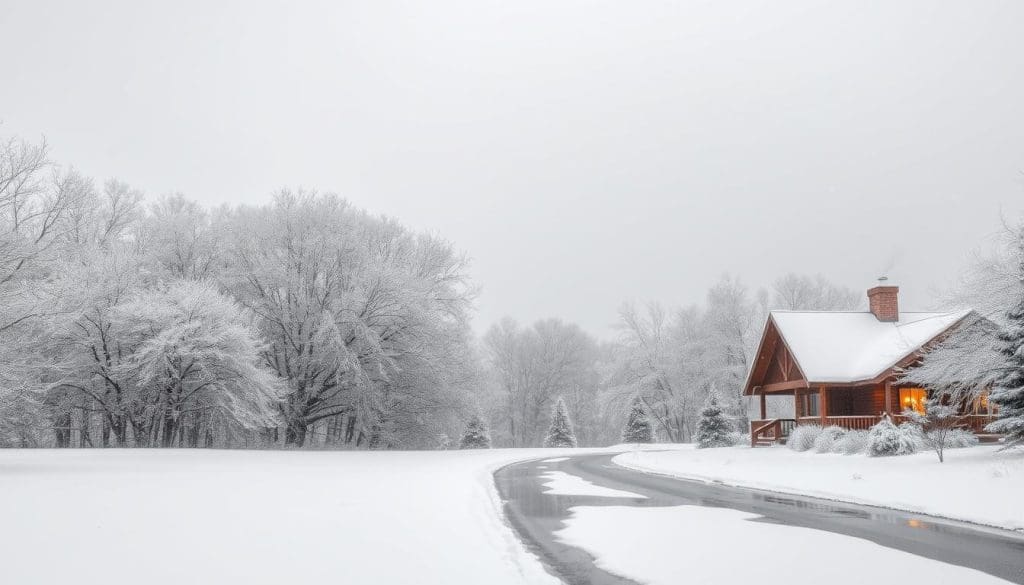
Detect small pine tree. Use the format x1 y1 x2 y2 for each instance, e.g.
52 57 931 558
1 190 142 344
459 415 491 449
621 397 655 443
695 393 733 448
544 397 578 448
987 290 1024 446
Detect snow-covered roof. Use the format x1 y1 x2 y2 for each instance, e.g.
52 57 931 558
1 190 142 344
770 309 972 383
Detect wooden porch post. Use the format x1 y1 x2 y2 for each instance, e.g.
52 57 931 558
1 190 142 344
819 385 827 426
884 381 892 416
759 390 767 420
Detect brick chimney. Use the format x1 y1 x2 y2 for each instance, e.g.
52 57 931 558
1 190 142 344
867 281 899 322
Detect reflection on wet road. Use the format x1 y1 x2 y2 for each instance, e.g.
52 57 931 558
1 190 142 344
494 452 1024 585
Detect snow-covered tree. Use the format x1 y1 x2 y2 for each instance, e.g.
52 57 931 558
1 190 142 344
902 314 1002 403
0 135 91 411
459 415 491 449
621 397 655 443
695 392 733 448
987 284 1024 446
543 397 577 448
771 273 861 311
224 191 477 448
112 281 286 446
602 302 701 442
38 250 149 446
907 223 1024 406
703 276 762 433
483 318 599 447
141 193 221 280
902 400 960 462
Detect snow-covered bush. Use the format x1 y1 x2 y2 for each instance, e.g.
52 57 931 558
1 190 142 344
898 422 927 451
727 432 750 447
813 425 846 453
695 394 733 448
902 402 975 462
867 417 918 457
832 430 870 455
787 424 822 452
936 428 979 449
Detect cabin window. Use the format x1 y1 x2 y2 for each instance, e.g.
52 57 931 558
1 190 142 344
974 391 998 415
899 388 927 414
804 393 819 417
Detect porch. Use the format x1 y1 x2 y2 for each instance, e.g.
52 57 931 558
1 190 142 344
749 382 999 447
750 414 999 447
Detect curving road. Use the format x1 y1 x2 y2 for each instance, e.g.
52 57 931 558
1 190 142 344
494 452 1024 585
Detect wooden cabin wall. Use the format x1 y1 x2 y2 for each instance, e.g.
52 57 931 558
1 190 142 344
822 384 893 417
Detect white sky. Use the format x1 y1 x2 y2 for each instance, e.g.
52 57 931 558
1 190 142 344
2 1 1023 337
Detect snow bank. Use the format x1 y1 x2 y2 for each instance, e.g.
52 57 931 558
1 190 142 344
614 445 1024 530
556 505 1010 585
0 448 582 585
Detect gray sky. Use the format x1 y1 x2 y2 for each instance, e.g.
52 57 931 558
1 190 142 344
2 1 1023 337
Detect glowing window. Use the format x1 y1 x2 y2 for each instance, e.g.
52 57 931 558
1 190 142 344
899 388 927 414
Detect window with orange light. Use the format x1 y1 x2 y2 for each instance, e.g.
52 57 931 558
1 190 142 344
899 388 927 414
975 391 997 415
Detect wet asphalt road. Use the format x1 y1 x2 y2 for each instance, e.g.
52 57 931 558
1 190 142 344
493 452 1024 585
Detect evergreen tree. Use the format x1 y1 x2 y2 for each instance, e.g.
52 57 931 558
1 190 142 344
695 393 733 448
544 397 578 448
459 415 491 449
987 291 1024 446
621 397 655 443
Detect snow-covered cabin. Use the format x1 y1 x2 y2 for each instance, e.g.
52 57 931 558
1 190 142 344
743 284 997 446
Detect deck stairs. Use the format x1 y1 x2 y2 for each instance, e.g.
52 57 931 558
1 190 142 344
750 419 796 447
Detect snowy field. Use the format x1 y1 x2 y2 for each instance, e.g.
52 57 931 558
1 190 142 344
556 505 1011 585
614 444 1024 530
0 448 582 585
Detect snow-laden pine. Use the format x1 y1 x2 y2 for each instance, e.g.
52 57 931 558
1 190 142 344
544 397 578 448
987 279 1024 446
695 393 733 448
621 397 655 443
459 415 491 449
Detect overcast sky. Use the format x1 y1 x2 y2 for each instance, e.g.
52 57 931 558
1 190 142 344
2 1 1023 337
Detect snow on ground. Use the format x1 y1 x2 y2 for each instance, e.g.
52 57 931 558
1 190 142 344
540 470 646 498
541 457 569 463
556 505 1011 585
0 448 582 585
614 444 1024 530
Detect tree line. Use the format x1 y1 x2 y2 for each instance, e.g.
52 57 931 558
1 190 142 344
0 133 478 449
12 129 1020 451
477 273 860 447
0 131 866 449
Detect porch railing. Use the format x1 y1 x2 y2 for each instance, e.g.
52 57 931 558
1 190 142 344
797 416 882 431
795 414 1000 433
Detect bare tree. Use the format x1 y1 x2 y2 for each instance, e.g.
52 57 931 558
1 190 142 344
483 318 599 447
771 273 861 311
